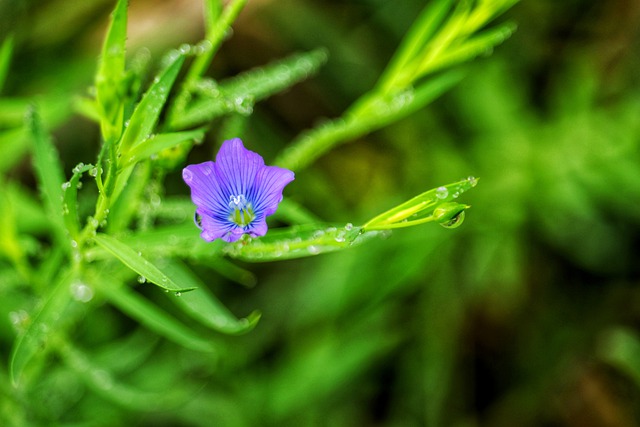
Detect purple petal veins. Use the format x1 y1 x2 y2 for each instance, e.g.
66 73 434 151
183 138 294 242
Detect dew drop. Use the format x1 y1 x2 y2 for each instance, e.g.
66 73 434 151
467 176 478 187
137 276 146 283
439 210 466 229
89 167 98 177
436 186 448 199
345 223 353 231
70 282 94 303
70 240 78 248
307 245 320 255
88 216 99 228
175 292 182 297
61 182 71 191
72 162 85 174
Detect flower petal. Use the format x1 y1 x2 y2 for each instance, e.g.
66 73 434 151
250 165 295 216
214 138 264 198
183 162 229 216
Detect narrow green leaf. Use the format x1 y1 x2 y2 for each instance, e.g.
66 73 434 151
95 0 128 142
122 128 205 167
363 177 477 230
97 223 218 259
223 223 378 262
0 35 15 94
10 272 74 385
93 233 196 293
119 52 185 152
27 106 69 250
277 70 463 172
62 163 93 240
378 0 453 91
420 22 517 75
184 0 248 84
172 49 328 129
162 260 261 334
97 279 215 352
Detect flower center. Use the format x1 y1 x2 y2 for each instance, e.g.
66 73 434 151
228 194 255 227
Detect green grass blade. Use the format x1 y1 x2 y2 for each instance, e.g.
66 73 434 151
0 35 14 94
119 52 186 153
362 177 477 230
87 223 219 261
162 260 261 334
27 106 69 251
277 70 463 172
378 0 453 91
97 279 215 352
223 223 378 262
10 272 74 385
122 128 205 167
95 0 128 142
184 0 248 84
171 49 328 129
420 22 517 75
62 163 93 240
93 233 196 293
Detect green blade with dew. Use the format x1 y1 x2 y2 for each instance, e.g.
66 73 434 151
121 128 205 167
223 223 378 262
93 233 196 293
95 279 215 353
62 163 94 240
86 223 256 287
10 272 74 385
419 22 517 75
363 177 478 230
171 48 328 129
27 106 69 252
95 0 128 142
119 51 186 153
276 70 463 172
162 260 261 335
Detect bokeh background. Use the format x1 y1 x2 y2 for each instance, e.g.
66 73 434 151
2 0 640 426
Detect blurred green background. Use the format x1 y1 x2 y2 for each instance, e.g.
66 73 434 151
2 0 640 426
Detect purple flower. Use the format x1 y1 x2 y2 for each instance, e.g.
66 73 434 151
183 138 295 242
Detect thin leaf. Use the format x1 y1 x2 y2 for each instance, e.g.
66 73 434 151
276 70 464 172
162 260 261 334
62 163 93 240
172 49 328 129
223 223 378 262
27 106 69 251
95 0 128 142
93 233 196 293
122 128 205 167
97 279 215 352
363 177 478 230
119 52 186 152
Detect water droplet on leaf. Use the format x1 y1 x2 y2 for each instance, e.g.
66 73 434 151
436 186 448 199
